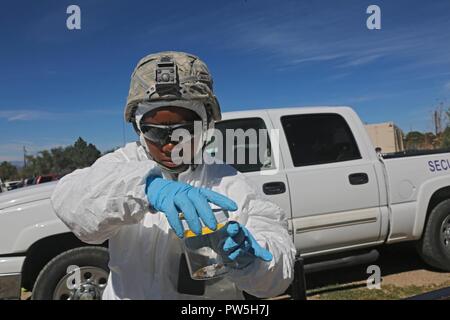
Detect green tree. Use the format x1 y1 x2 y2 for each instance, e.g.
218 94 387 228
404 131 425 150
422 132 438 149
68 137 101 169
20 137 102 177
0 161 19 181
50 147 71 174
441 127 450 149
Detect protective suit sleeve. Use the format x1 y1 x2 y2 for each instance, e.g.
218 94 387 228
50 145 158 244
215 168 296 298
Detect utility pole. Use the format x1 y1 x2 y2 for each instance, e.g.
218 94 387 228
23 146 27 168
433 102 445 136
434 111 441 136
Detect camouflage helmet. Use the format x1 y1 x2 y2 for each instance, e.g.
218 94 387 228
124 51 221 125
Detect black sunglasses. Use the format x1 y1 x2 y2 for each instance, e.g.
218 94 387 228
140 122 197 146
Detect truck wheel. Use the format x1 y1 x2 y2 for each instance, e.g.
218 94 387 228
417 199 450 271
31 246 109 300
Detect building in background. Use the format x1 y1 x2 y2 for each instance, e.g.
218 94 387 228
365 122 405 153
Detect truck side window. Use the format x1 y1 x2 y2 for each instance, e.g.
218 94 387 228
281 113 361 166
207 118 274 173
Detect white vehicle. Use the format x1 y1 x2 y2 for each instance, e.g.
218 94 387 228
0 179 6 193
1 106 450 300
4 181 23 191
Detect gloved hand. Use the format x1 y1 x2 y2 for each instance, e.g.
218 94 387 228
145 176 238 238
218 221 273 269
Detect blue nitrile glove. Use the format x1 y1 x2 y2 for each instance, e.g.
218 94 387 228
218 221 273 269
145 176 238 238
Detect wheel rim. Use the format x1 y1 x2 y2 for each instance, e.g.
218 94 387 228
441 214 450 251
53 266 109 300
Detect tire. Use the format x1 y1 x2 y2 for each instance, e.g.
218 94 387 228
31 246 109 300
417 199 450 271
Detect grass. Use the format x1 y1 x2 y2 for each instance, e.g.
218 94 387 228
307 281 450 300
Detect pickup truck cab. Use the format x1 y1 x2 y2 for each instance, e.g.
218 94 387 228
1 106 449 299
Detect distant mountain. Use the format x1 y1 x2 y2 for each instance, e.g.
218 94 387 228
10 161 24 169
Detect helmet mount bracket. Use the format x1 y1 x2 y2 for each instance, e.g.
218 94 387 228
154 57 179 95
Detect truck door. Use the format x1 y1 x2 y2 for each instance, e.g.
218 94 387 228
270 111 382 255
209 114 293 236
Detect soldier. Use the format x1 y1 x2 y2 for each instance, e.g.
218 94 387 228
51 51 295 299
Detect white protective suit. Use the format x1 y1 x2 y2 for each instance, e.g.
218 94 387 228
51 141 296 300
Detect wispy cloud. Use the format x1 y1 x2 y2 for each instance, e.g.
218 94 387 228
290 54 345 65
337 54 385 68
133 1 449 78
0 110 63 121
0 108 121 121
0 156 23 162
445 82 450 92
327 73 351 81
0 142 70 162
318 90 413 106
211 1 450 73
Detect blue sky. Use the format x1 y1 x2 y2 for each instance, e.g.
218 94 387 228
1 0 450 161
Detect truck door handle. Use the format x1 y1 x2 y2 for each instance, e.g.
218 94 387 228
348 173 369 185
263 182 286 195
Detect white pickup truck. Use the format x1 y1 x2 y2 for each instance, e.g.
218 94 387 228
1 106 450 300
